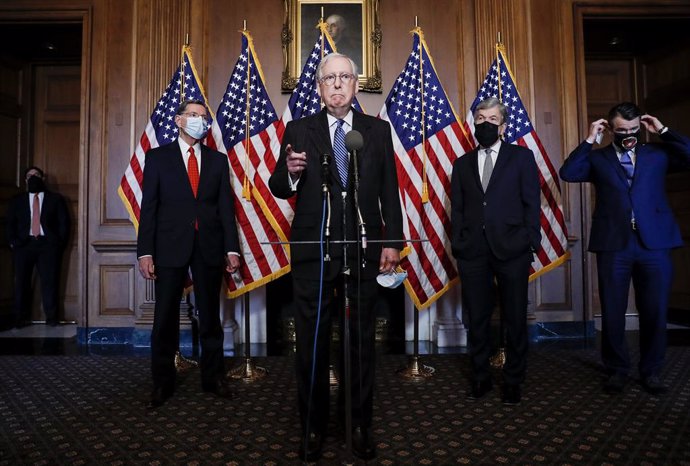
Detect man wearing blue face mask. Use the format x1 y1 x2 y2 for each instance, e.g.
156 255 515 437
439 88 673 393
450 97 541 405
137 99 241 408
560 102 690 395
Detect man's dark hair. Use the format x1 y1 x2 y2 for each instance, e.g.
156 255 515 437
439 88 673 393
176 99 207 115
608 102 642 125
24 166 44 179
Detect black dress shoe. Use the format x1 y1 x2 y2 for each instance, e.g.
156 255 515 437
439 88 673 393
203 380 233 400
603 373 627 394
641 376 668 395
466 379 493 400
148 386 173 409
352 426 376 460
298 431 323 462
502 384 521 405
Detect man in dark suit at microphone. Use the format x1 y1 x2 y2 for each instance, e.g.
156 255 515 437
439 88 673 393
269 53 403 461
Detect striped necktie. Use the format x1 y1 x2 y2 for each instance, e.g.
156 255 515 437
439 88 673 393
333 119 349 187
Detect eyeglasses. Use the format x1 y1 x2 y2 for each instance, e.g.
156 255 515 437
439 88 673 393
319 73 356 86
180 112 210 122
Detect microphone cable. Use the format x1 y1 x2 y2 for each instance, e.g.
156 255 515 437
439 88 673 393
303 194 328 461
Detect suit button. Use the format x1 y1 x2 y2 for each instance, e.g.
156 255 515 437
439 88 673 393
483 201 487 206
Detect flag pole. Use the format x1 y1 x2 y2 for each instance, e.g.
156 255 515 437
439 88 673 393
228 24 267 382
397 23 434 381
416 26 429 203
397 304 435 380
489 31 507 371
242 27 252 201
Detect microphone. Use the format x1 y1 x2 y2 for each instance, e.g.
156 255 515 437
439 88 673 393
344 130 364 153
344 130 367 265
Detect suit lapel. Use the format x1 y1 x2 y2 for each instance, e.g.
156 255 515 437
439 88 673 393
312 109 343 189
604 145 631 186
468 149 483 192
172 142 195 198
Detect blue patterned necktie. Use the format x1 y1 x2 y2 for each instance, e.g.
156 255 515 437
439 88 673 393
620 150 635 184
333 119 349 187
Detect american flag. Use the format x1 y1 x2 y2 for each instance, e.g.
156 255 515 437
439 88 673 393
119 45 210 230
466 44 569 277
379 28 475 310
206 31 292 297
281 20 362 125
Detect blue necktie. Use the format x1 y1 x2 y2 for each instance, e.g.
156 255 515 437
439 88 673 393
333 119 349 187
620 150 634 184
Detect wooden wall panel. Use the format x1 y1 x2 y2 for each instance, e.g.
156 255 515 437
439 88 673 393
2 0 688 331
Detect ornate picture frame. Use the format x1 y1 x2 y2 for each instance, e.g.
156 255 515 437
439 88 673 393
282 0 382 92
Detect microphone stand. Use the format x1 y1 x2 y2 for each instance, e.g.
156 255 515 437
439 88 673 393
340 187 354 463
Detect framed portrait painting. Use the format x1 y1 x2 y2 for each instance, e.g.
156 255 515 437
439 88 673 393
282 0 382 92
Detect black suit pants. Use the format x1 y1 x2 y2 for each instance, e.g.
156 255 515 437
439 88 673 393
12 237 61 323
292 269 378 435
458 246 531 386
151 235 225 390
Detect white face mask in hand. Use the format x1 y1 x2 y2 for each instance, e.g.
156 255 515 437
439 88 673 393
376 270 408 289
184 116 209 139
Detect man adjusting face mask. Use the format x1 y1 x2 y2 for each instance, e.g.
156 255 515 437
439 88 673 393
614 130 641 150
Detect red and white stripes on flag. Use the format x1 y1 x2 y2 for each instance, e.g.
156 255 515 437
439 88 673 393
118 45 210 231
465 44 569 278
379 28 475 310
205 31 292 297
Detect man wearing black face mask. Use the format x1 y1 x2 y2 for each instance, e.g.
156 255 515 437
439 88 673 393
560 102 690 395
6 166 70 328
450 98 541 405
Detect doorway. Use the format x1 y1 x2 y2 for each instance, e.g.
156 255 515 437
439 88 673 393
578 13 690 325
0 22 82 326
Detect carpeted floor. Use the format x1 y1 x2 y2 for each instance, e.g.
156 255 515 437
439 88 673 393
1 344 689 465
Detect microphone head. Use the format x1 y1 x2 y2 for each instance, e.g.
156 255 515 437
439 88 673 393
344 130 364 152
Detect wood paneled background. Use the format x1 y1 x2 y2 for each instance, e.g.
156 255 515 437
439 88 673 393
1 0 688 335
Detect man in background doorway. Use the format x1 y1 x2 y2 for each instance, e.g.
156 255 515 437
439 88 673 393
6 166 70 328
560 102 690 395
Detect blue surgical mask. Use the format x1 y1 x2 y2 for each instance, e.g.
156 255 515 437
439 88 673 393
184 116 209 139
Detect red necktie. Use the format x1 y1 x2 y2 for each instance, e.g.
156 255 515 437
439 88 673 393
31 193 41 237
188 147 199 197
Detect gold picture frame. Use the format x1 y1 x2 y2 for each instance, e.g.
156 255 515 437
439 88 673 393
282 0 382 92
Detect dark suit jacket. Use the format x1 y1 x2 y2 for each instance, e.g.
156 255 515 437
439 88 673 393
560 130 690 252
137 141 240 267
6 190 70 249
269 109 403 280
451 142 541 261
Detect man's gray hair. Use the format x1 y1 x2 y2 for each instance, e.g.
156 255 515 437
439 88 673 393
473 97 508 124
317 53 358 80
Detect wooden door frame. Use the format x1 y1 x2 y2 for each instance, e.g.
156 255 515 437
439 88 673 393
0 6 92 327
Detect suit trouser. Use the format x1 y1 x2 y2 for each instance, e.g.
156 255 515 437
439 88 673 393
457 248 531 386
292 271 378 435
596 231 672 379
12 238 61 323
151 236 225 390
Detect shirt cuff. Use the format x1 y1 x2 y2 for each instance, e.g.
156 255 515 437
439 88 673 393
288 173 300 191
227 252 240 257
